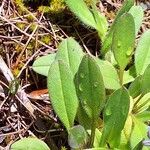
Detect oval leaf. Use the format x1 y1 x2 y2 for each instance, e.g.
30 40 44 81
101 0 134 55
32 53 56 76
68 125 87 149
75 55 105 119
112 13 135 71
135 29 150 75
56 37 84 76
48 60 78 131
11 137 50 150
95 58 120 89
129 5 143 35
100 87 130 148
65 0 97 29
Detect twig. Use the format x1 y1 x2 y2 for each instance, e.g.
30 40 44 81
0 15 55 51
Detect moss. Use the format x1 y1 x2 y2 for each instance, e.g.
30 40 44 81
16 22 26 30
15 0 29 15
28 23 37 32
40 35 52 45
49 0 65 12
22 0 95 13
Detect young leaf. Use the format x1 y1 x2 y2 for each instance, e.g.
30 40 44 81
47 60 78 131
112 13 135 71
129 5 143 35
68 125 87 149
95 58 120 89
135 29 150 75
101 0 134 55
56 37 84 76
64 0 97 29
11 137 50 150
32 53 56 76
100 87 130 148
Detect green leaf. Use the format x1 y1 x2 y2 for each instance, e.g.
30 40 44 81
104 50 117 66
87 128 103 148
32 53 56 76
11 137 50 150
136 92 150 113
129 5 143 35
130 117 148 149
101 0 134 55
93 128 102 148
112 13 135 71
95 58 120 89
128 76 142 98
123 70 135 85
120 115 133 150
77 102 92 129
65 0 108 41
56 37 84 76
141 64 150 94
91 7 108 41
84 148 107 150
132 140 143 150
64 0 97 29
123 115 133 140
68 125 87 149
135 29 150 75
135 111 150 122
75 55 105 120
47 60 78 131
100 87 130 148
75 55 105 145
123 65 136 85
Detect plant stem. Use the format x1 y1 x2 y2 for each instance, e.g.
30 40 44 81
119 68 124 86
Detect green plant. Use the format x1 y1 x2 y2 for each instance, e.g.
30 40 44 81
11 137 50 150
32 0 150 149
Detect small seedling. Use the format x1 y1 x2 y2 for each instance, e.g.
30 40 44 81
31 0 150 149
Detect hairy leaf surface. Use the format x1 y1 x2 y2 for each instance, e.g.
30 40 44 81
48 60 78 131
